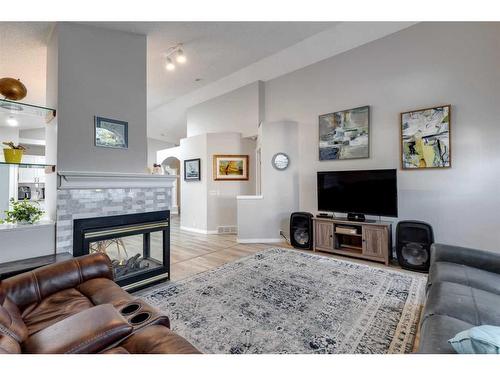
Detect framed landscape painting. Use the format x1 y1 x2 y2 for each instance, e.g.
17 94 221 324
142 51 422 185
319 105 369 160
94 116 128 149
401 105 451 169
213 155 249 181
184 158 201 181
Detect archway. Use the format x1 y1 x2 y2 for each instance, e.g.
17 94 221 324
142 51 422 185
161 156 181 215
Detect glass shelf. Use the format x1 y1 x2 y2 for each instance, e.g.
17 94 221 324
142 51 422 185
0 99 56 123
0 161 55 172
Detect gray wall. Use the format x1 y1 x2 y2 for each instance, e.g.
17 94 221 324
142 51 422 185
265 22 500 251
55 23 147 173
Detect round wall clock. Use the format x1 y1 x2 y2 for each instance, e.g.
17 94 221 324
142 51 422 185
272 152 290 170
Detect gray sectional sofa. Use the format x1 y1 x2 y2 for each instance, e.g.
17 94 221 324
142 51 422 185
418 243 500 353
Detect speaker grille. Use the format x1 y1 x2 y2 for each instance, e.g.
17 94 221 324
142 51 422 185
290 212 313 250
293 228 310 246
401 242 429 266
396 221 434 272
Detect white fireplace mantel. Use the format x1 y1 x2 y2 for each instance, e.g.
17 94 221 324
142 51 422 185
57 171 177 190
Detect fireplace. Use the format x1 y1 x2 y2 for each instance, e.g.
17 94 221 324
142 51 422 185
73 211 170 291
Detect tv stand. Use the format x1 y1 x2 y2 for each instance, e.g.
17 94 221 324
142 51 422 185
312 217 392 265
347 212 365 222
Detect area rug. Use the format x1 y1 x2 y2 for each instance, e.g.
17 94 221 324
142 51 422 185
139 248 426 354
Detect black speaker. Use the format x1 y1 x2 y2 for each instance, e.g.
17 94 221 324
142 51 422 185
396 221 434 272
290 212 313 250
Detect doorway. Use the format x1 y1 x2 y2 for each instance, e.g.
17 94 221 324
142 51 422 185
160 156 181 215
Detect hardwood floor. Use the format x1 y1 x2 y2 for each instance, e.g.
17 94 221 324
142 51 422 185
168 214 416 280
169 215 291 281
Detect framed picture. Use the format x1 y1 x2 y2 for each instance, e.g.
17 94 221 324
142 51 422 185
319 105 369 160
213 155 249 181
184 158 201 181
94 116 128 149
400 105 451 169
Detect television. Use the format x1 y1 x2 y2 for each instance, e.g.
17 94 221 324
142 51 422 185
317 169 398 219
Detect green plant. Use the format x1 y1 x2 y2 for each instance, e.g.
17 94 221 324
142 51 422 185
1 198 44 224
2 141 27 150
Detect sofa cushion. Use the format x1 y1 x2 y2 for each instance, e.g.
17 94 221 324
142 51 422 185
422 281 500 327
419 315 473 353
22 288 94 335
77 278 132 308
428 261 500 295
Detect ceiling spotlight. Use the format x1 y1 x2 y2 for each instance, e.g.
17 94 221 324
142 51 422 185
6 116 18 127
176 49 187 64
165 57 175 71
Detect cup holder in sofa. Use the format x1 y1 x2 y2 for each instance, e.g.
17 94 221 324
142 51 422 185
129 312 151 325
120 303 141 316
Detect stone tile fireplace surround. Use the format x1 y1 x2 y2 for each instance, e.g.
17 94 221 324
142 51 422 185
56 172 175 254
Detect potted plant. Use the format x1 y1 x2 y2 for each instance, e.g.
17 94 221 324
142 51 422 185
2 141 27 164
0 198 44 224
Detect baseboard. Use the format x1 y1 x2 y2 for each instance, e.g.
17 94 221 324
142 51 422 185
180 226 218 235
237 238 283 244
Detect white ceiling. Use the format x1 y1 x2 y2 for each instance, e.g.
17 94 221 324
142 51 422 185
0 22 52 107
86 22 336 110
0 21 416 143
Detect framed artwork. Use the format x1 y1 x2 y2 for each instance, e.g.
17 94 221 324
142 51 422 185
319 105 370 160
184 158 201 181
94 116 128 149
213 155 249 181
400 105 451 169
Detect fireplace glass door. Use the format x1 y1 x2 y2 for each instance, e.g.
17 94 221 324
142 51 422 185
88 232 163 282
74 211 170 290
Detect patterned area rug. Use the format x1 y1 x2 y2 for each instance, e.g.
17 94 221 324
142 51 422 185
139 248 426 354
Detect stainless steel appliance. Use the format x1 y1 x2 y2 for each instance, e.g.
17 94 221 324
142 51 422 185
18 185 31 200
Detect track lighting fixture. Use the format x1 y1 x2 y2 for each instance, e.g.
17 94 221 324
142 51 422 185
176 48 186 64
165 57 175 71
164 43 187 72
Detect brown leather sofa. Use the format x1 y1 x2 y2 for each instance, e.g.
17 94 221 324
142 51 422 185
0 253 199 354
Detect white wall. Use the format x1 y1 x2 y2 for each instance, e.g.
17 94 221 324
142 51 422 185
147 137 174 169
0 128 19 219
157 146 181 164
237 121 299 242
54 23 148 173
264 22 500 251
206 133 256 232
180 132 256 233
180 134 208 232
187 81 263 138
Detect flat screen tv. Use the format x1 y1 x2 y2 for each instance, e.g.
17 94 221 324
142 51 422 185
317 169 398 219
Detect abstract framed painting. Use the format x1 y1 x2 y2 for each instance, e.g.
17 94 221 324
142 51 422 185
400 105 451 169
94 116 128 149
213 155 249 181
319 105 370 161
184 158 201 181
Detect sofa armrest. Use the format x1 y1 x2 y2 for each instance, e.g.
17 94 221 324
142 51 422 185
22 304 132 354
0 253 114 310
0 334 21 354
120 325 200 354
431 243 500 274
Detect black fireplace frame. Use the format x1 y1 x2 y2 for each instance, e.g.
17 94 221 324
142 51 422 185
73 210 170 290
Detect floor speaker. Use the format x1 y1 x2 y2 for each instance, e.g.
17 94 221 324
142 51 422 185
396 221 434 272
290 212 313 250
